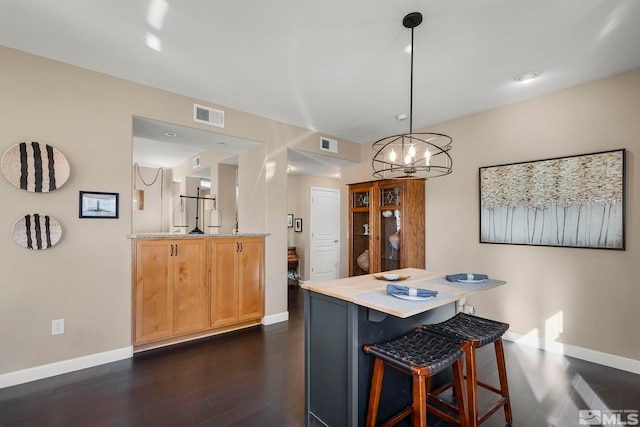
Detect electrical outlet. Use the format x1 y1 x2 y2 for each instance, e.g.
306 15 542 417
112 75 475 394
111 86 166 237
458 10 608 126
52 319 64 335
457 297 466 312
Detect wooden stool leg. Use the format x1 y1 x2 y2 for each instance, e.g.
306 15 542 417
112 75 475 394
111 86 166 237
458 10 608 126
412 374 429 427
464 345 479 427
494 338 513 424
452 358 469 427
366 358 385 427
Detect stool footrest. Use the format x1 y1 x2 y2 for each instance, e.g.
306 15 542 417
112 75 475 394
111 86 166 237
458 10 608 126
379 407 412 427
478 397 509 425
427 400 464 425
477 380 502 395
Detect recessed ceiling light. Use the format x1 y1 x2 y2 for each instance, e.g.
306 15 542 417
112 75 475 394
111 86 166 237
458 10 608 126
216 142 227 146
515 70 541 83
395 114 408 121
164 132 177 137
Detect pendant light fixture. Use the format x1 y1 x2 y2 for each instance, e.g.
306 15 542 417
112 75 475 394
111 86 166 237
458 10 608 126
371 12 453 179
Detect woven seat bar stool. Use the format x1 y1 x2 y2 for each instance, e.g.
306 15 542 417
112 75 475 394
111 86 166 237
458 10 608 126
424 313 512 427
363 328 470 427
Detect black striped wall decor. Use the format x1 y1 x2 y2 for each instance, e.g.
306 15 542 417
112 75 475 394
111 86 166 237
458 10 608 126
11 214 63 250
1 142 70 192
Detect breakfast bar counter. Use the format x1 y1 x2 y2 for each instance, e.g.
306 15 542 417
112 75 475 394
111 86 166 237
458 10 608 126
301 268 505 427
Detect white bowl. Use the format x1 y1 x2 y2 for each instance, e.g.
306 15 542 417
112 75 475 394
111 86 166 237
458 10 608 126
383 273 399 280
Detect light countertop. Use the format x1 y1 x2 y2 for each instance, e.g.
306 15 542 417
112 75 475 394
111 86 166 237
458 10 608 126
301 268 506 318
128 232 269 239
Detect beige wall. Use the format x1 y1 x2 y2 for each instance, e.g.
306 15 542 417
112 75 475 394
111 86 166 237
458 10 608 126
342 69 640 362
132 164 172 232
0 45 360 379
2 42 637 382
217 164 238 233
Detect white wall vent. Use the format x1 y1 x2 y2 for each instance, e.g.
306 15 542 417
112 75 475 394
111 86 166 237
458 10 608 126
194 104 225 128
192 156 200 169
320 137 338 153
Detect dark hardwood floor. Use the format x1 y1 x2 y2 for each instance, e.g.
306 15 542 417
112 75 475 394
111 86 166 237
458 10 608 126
1 286 638 426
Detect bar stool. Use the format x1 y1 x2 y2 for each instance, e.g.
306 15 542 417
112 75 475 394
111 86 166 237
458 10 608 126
363 328 470 427
425 313 513 427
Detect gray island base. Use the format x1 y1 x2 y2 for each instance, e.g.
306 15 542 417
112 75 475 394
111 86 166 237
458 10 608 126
302 268 506 427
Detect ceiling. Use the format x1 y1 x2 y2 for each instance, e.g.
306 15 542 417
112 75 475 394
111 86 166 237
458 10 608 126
132 116 350 177
132 116 261 168
2 1 640 174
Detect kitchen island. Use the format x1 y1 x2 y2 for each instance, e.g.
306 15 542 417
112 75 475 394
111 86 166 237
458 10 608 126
301 268 506 427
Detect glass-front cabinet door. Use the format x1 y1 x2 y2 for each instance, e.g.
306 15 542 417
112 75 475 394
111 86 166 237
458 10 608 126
377 183 403 272
349 184 372 276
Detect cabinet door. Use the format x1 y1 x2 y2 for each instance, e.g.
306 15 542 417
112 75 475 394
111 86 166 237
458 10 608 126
238 238 264 321
349 183 373 276
134 240 173 343
173 239 208 335
399 179 425 269
376 181 403 273
209 239 239 327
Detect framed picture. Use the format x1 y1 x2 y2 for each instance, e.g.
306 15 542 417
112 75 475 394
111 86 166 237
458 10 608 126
79 191 119 219
287 213 294 228
294 218 302 232
479 149 625 249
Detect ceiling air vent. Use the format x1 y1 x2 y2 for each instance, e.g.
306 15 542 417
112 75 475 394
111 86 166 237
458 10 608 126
320 137 338 153
194 104 225 128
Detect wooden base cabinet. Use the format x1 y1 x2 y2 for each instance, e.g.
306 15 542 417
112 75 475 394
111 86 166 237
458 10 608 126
348 179 425 276
209 237 264 327
134 239 208 344
133 236 264 351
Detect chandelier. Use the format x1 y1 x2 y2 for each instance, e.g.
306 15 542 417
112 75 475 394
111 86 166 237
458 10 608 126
371 12 453 179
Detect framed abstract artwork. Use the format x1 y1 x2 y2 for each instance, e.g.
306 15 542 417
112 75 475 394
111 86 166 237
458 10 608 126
479 149 625 249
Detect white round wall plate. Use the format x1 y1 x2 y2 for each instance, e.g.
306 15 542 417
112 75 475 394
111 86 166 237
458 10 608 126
12 214 62 250
1 142 70 192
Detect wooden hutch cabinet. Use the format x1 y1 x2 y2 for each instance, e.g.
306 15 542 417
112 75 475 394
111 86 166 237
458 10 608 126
348 179 425 276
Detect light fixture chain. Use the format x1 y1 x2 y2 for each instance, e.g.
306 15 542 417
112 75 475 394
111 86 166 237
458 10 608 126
134 163 163 187
409 26 414 135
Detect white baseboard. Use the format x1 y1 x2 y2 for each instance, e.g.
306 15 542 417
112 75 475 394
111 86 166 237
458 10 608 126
1 313 291 389
0 346 133 389
262 311 289 325
504 331 640 375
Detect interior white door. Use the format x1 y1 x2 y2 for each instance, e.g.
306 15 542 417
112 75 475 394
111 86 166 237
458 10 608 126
310 187 340 282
